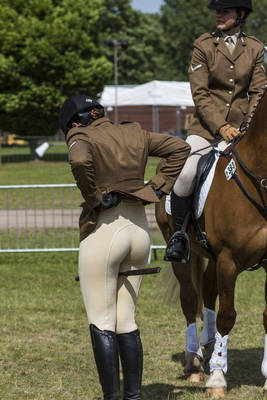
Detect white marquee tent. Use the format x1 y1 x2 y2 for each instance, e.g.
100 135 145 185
99 80 194 107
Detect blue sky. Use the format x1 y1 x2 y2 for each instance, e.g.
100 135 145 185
131 0 164 14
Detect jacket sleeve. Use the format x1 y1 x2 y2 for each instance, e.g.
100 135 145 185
247 45 267 118
68 138 102 208
189 42 228 134
145 132 191 194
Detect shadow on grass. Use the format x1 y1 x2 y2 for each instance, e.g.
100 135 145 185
171 347 264 389
142 382 205 399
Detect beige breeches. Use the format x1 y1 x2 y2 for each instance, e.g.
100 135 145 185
173 135 211 197
79 200 150 334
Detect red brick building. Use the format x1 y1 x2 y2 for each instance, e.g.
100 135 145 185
100 81 195 136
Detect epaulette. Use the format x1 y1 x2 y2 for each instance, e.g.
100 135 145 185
245 34 263 45
197 32 213 42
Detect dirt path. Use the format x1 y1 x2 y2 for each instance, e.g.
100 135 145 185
0 208 157 229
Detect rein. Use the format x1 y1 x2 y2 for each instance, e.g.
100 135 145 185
221 139 267 216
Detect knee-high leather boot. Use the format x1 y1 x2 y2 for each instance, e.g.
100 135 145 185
90 324 121 400
117 330 143 400
164 191 193 263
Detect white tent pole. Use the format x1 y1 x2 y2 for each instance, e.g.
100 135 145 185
176 106 181 135
114 44 118 125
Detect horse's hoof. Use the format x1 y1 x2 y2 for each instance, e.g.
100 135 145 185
206 387 227 397
184 351 204 379
205 370 227 397
187 372 204 382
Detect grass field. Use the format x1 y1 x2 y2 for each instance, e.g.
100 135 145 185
1 157 266 399
0 153 159 185
0 251 266 400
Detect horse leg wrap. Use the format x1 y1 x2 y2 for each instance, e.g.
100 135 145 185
200 307 216 346
209 332 229 374
186 323 203 358
261 334 267 377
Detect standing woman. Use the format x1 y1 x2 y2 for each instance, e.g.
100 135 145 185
165 0 266 262
59 94 191 400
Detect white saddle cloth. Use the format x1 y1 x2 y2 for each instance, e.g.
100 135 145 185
165 141 229 219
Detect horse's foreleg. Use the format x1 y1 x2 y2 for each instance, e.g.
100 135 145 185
172 262 199 325
206 249 237 397
172 260 204 381
261 269 267 396
200 260 217 369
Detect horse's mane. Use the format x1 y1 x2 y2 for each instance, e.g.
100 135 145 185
240 86 266 134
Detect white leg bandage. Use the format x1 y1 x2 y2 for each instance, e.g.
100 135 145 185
200 307 217 346
186 323 203 358
261 334 267 377
209 332 229 374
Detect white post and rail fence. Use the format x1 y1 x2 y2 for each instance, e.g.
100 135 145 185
0 184 166 263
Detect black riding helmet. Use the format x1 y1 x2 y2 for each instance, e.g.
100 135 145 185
59 94 104 135
208 0 252 25
208 0 252 10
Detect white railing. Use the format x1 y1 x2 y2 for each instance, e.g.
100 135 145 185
0 184 165 262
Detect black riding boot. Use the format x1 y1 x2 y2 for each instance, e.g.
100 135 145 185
164 191 193 263
117 330 143 400
90 324 121 400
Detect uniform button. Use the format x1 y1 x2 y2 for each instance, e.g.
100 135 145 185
230 65 234 69
229 78 234 82
229 91 233 94
226 103 230 107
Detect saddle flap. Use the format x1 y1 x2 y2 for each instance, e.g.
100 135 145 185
194 151 218 219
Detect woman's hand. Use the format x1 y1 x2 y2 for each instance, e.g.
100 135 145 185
219 124 241 142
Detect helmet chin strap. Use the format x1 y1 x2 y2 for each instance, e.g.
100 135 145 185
234 16 242 27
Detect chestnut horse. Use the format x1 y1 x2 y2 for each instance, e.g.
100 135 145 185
155 88 267 397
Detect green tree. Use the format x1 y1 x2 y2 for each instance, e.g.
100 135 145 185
160 0 267 80
160 0 214 80
100 0 168 84
246 0 267 43
0 0 112 136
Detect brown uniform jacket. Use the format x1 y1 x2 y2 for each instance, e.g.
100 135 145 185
66 117 190 241
188 31 266 140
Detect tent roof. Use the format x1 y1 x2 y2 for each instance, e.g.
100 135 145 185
99 80 194 107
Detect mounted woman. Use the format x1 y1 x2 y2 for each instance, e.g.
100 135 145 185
156 0 266 396
165 0 266 264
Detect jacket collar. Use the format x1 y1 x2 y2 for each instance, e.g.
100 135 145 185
213 31 246 62
88 116 112 128
66 117 112 143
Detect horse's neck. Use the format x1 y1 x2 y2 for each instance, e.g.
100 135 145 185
237 91 267 175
